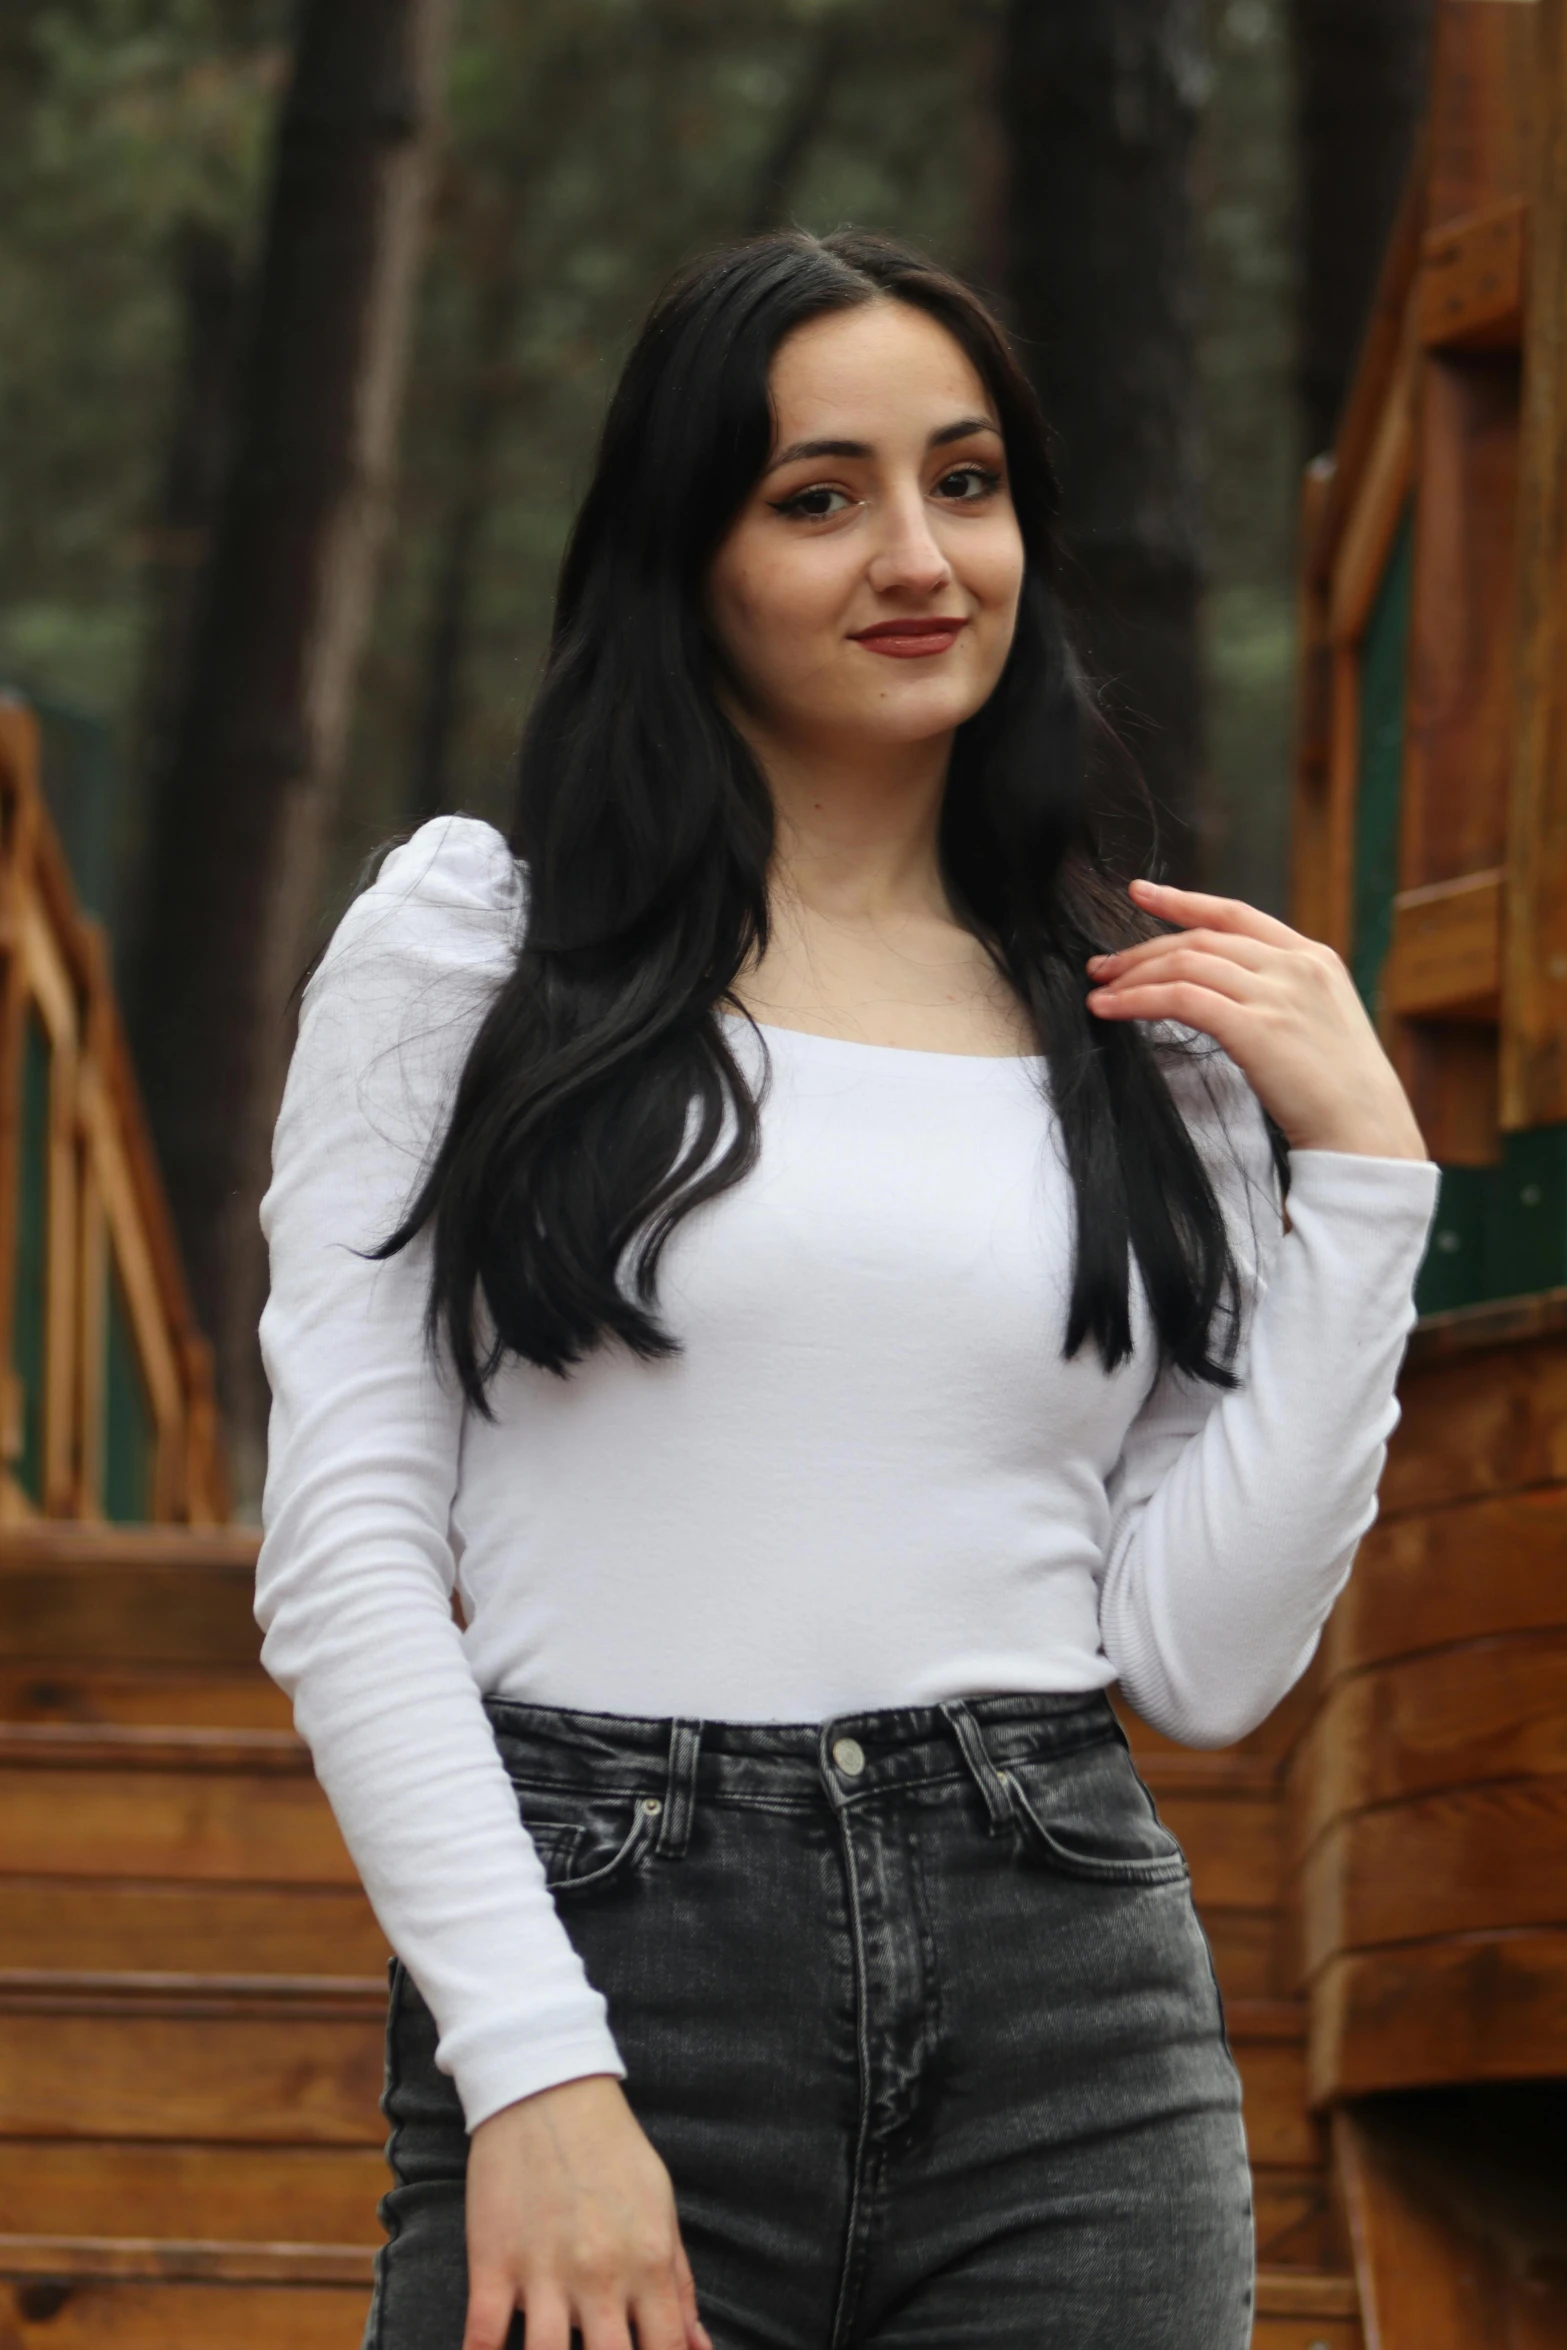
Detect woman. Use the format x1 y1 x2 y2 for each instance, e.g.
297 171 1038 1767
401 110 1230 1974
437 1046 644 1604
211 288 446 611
257 230 1435 2350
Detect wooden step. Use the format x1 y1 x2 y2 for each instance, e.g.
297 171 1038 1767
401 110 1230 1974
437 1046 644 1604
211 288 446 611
0 1663 291 1731
0 1973 385 2146
0 2237 368 2350
0 1525 262 1671
1253 2267 1362 2347
0 2242 1356 2349
0 1724 355 1885
0 2141 384 2245
0 1874 386 1977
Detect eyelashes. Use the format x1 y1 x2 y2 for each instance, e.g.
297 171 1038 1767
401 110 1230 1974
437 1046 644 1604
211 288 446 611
769 462 1004 523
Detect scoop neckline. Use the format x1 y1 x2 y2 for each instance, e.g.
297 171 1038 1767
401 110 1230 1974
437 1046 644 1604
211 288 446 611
722 1010 1046 1070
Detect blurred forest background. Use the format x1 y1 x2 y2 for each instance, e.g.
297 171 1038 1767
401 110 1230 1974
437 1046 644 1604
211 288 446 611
0 0 1432 1494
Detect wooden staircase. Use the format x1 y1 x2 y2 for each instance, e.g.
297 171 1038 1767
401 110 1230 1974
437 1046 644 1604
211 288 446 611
0 1522 384 2346
0 1520 1374 2349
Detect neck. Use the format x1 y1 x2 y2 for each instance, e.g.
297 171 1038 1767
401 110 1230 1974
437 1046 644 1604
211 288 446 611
739 719 956 925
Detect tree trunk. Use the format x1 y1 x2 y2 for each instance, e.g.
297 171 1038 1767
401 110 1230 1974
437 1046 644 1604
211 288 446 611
121 220 244 981
1001 0 1208 881
1290 0 1435 455
128 0 458 1503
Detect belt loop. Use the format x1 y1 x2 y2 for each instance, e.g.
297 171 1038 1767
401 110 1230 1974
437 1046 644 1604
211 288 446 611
658 1719 702 1858
940 1699 1015 1835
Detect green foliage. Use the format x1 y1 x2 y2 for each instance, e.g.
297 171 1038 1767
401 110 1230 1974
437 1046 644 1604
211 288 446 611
0 0 286 718
0 0 1305 941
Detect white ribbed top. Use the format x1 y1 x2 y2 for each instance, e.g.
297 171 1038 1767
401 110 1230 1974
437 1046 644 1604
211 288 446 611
256 817 1438 2127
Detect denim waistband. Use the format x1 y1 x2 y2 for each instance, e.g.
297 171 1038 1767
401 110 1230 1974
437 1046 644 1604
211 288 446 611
483 1688 1121 1853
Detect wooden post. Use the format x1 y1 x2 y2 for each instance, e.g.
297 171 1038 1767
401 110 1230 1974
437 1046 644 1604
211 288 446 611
1502 0 1567 1126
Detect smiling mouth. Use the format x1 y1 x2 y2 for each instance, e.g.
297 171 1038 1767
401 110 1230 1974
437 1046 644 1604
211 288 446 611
849 617 969 659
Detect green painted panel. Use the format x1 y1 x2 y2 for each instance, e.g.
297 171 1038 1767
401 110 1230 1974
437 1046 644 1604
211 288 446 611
1351 506 1414 1011
11 1009 50 1503
1414 1125 1567 1316
103 1254 155 1524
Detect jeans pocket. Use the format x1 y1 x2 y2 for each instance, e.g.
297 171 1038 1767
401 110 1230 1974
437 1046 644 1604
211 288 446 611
517 1789 661 1898
1002 1739 1189 1887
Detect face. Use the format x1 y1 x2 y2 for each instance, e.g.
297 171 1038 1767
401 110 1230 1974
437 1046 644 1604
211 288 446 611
706 300 1025 764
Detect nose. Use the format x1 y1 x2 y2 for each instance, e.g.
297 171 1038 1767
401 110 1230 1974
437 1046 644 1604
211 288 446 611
865 484 952 599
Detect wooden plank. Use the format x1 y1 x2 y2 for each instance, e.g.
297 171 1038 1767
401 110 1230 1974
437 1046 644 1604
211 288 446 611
1502 0 1567 1126
0 1551 263 1669
1299 1778 1567 1976
1329 343 1417 648
1375 1347 1567 1516
1253 2169 1337 2271
1402 356 1519 888
1420 197 1528 351
1327 1486 1567 1669
1381 870 1503 1016
0 1761 356 1883
1407 1282 1567 1366
1200 1908 1285 2004
1155 1790 1281 1913
1426 0 1538 231
1255 2270 1360 2319
0 2142 384 2246
0 2238 371 2284
1289 1631 1567 1855
0 2006 384 2143
1334 2107 1489 2350
0 1665 290 1730
1309 1929 1567 2102
0 1878 387 1978
1303 134 1429 578
0 2273 367 2350
1230 2006 1318 2170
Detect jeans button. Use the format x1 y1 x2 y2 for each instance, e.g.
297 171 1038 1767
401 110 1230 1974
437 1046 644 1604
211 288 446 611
831 1736 866 1778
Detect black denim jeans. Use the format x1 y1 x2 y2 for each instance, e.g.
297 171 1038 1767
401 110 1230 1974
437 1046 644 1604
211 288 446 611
365 1691 1253 2349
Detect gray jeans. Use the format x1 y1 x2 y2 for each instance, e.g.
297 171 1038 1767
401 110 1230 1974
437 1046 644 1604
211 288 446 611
365 1690 1253 2348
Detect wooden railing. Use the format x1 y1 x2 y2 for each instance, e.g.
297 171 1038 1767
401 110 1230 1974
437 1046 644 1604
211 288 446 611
0 698 226 1525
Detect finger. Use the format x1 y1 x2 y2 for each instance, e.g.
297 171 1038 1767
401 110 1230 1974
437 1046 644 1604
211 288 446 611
462 2274 530 2350
1089 952 1262 1008
1089 926 1275 979
1089 937 1274 991
673 2239 713 2350
629 2276 697 2350
1085 978 1252 1045
1129 877 1305 950
577 2298 635 2350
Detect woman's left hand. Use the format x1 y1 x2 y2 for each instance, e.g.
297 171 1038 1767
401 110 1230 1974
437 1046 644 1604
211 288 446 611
1085 879 1429 1162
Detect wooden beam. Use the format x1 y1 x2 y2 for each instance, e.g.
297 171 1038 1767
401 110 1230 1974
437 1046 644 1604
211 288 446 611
1502 0 1567 1124
1420 196 1527 349
1381 868 1503 1016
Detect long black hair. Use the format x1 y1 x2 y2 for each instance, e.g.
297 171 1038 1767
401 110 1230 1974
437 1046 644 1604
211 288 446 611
380 228 1256 1406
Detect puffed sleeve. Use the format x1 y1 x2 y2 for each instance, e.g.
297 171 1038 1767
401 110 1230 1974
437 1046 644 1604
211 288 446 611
1097 1041 1439 1746
255 815 625 2127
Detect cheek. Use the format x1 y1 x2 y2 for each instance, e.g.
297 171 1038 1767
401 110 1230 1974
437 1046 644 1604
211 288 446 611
710 539 849 686
963 517 1026 619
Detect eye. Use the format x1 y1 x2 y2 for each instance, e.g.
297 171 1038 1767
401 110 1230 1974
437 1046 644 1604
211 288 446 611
934 462 1002 502
771 483 855 521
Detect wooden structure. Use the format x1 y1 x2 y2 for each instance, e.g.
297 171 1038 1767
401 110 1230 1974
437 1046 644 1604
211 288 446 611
0 700 226 1527
6 7 1567 2335
1179 0 1567 2340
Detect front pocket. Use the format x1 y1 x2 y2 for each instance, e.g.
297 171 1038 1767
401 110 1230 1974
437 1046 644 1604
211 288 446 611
1001 1741 1189 1887
516 1791 661 1897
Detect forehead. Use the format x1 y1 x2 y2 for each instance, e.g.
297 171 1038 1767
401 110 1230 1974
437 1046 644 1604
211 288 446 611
767 300 995 446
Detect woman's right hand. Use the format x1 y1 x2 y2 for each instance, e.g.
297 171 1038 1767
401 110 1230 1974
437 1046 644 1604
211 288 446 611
462 2074 712 2350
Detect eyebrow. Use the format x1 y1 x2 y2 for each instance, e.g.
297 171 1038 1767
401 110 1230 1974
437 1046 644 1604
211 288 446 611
765 415 1002 473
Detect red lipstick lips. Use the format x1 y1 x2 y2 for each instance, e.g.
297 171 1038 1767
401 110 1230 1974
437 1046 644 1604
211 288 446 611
849 616 968 659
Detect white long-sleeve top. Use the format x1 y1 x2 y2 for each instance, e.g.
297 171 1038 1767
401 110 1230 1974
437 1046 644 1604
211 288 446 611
256 816 1438 2129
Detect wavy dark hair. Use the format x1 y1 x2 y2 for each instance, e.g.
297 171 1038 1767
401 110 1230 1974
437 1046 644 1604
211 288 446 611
380 228 1263 1406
